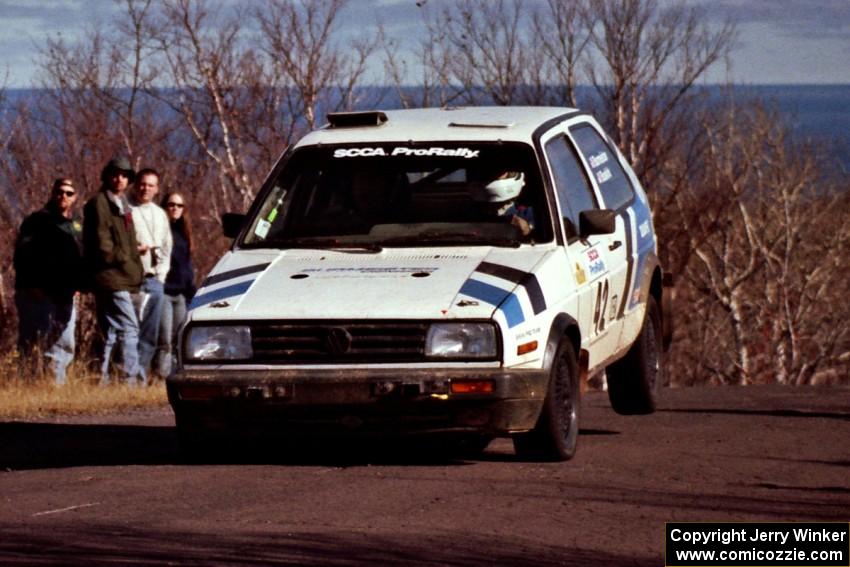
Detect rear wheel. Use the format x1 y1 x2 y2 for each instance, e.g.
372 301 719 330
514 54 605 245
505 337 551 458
607 296 663 415
513 338 580 461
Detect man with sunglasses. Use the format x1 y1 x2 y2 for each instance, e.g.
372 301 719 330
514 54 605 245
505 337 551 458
13 178 85 384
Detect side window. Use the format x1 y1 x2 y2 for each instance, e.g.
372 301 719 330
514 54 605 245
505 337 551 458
544 135 598 239
570 125 634 211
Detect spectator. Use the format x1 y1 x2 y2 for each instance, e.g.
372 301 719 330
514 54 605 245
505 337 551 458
155 192 196 377
83 156 145 386
13 178 84 384
130 168 172 379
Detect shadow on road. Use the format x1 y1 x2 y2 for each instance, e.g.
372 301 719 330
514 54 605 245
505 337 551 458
0 422 512 470
0 422 180 470
658 408 850 421
0 522 654 566
760 456 850 469
0 422 622 471
747 482 850 494
472 428 619 463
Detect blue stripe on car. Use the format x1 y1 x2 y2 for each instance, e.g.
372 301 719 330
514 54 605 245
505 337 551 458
475 261 547 314
459 279 525 328
201 262 271 288
190 280 255 309
629 200 655 308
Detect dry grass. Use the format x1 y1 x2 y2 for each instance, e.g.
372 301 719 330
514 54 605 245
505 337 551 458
0 353 168 420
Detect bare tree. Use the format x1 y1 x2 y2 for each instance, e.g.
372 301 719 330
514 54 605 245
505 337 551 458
257 0 377 131
436 0 533 106
582 0 735 187
115 0 160 157
382 0 541 106
153 0 262 211
0 79 15 332
150 0 376 217
34 0 169 180
674 102 850 385
750 134 850 385
531 0 591 107
380 18 466 109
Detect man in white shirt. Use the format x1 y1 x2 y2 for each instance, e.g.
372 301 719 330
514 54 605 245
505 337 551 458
131 168 172 380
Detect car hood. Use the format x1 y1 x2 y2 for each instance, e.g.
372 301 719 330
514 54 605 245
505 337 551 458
189 247 554 325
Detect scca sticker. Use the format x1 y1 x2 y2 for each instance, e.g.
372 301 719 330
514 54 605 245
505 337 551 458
333 147 480 159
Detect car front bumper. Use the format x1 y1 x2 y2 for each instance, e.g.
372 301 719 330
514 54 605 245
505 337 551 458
167 366 549 437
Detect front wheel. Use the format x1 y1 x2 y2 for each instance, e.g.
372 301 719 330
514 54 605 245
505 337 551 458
513 338 580 462
607 296 663 415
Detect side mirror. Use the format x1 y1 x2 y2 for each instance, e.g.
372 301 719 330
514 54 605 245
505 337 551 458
578 209 616 237
222 212 246 239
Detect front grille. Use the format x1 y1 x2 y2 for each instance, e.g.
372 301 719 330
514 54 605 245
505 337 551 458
251 322 430 364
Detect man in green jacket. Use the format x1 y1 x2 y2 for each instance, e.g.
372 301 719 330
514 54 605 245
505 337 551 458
83 157 145 385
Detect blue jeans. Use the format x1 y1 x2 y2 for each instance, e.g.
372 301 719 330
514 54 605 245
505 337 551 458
96 290 143 386
15 289 76 385
155 293 187 378
137 277 165 375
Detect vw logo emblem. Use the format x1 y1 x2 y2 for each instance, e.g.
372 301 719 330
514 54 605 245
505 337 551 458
325 327 353 355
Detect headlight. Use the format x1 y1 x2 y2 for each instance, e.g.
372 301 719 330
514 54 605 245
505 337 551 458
185 326 252 361
425 323 497 359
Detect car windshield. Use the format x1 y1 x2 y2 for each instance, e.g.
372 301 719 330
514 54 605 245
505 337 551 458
240 142 553 249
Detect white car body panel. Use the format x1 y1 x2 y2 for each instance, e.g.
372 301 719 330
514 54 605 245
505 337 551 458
169 106 667 443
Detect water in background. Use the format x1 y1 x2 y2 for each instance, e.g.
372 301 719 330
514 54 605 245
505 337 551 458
731 85 850 170
4 84 850 170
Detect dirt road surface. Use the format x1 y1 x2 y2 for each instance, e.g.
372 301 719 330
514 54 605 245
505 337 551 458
1 384 848 566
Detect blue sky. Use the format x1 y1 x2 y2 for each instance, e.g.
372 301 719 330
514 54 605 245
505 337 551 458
1 0 849 87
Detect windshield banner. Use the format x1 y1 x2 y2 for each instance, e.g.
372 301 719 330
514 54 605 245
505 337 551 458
333 147 480 158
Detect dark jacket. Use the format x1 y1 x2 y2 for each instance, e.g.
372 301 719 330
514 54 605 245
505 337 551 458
14 203 84 299
164 222 196 300
83 189 144 292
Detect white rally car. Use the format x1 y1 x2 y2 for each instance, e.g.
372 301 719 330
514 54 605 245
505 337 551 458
167 107 673 461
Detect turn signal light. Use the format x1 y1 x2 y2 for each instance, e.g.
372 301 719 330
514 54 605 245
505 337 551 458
450 380 495 394
517 340 538 355
178 385 221 401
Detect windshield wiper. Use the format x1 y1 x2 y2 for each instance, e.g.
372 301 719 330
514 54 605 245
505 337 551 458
379 233 522 248
257 237 383 252
328 245 384 253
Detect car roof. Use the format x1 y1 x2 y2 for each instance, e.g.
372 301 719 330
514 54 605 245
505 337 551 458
295 106 582 147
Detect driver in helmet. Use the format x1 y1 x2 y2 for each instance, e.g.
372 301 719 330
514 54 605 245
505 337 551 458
469 170 534 236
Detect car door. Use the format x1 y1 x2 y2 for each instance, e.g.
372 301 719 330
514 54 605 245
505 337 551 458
541 128 615 366
568 122 638 355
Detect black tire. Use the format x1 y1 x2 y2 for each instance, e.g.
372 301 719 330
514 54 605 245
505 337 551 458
607 296 663 415
513 339 580 462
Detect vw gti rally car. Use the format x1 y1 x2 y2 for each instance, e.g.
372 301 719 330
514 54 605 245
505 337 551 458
167 106 673 461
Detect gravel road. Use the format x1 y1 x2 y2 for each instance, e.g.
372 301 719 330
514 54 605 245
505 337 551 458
1 384 848 566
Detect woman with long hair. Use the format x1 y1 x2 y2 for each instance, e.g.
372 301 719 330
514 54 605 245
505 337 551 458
155 191 196 378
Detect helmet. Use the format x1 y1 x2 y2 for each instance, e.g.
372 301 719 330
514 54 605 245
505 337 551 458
470 171 525 203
